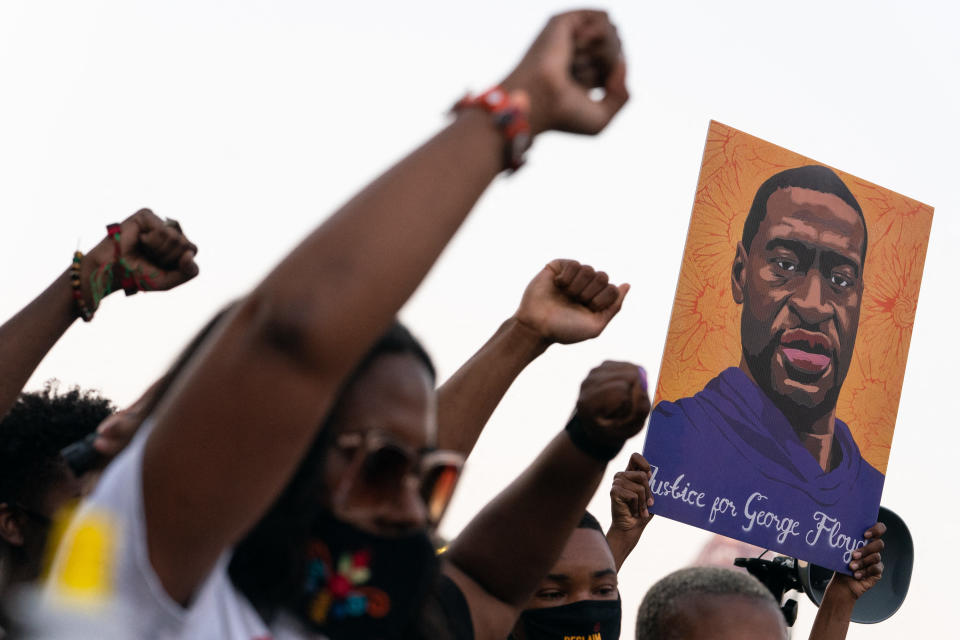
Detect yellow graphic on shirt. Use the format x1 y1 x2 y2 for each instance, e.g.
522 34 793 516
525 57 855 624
48 508 118 607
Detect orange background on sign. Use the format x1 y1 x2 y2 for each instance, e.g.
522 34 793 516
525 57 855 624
654 122 934 475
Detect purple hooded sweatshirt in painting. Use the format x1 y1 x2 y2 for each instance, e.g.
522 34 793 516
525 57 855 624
642 367 884 573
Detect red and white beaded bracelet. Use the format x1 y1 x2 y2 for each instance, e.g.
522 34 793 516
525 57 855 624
452 86 532 172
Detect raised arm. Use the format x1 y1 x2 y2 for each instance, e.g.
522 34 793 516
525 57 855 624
443 361 649 640
0 210 198 417
437 259 629 456
139 10 629 605
606 451 655 571
808 521 886 640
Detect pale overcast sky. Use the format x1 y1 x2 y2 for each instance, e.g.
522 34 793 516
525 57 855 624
1 1 956 637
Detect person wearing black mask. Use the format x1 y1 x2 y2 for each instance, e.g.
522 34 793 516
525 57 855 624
510 512 622 640
42 9 632 639
509 452 654 640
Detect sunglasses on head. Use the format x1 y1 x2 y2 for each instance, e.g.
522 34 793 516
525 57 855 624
331 431 464 527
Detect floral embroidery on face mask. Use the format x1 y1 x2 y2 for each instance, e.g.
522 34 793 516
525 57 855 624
303 540 391 623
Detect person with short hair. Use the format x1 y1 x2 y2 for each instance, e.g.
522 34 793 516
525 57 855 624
635 566 787 640
509 512 622 640
504 452 653 640
0 211 197 630
0 383 114 596
633 521 886 640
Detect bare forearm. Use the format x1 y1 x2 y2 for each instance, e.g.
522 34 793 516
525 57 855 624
141 110 511 603
606 525 644 572
437 318 548 455
809 579 855 640
252 110 506 380
0 268 79 415
0 214 194 417
446 432 605 607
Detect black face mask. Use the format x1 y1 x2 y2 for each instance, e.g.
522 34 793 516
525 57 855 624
515 598 622 640
296 509 439 640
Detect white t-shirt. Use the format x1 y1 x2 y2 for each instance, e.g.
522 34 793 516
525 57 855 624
41 426 325 640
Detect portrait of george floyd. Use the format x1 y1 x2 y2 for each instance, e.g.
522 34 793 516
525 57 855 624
642 121 933 573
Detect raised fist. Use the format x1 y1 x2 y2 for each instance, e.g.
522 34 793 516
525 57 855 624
82 208 198 309
575 361 650 451
501 10 628 136
513 258 629 345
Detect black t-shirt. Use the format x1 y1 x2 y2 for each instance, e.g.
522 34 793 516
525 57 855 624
410 572 474 640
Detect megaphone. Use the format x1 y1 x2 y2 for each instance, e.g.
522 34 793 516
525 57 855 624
798 506 913 623
735 506 913 626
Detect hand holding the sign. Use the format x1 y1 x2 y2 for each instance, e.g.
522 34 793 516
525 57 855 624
575 361 650 451
606 452 654 570
513 259 629 346
808 521 886 640
839 521 886 597
610 453 655 526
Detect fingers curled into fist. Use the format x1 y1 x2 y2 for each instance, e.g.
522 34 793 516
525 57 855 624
834 520 887 599
501 10 628 136
513 258 629 346
550 259 622 312
576 360 651 447
133 208 200 280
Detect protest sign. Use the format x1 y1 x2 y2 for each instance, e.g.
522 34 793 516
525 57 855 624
643 121 933 572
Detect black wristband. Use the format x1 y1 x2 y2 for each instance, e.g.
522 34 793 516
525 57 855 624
564 413 623 462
